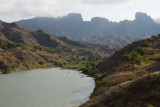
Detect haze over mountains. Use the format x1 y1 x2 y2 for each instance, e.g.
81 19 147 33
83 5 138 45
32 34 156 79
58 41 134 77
16 12 160 47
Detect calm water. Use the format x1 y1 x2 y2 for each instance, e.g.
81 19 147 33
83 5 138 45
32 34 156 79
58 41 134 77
0 68 95 107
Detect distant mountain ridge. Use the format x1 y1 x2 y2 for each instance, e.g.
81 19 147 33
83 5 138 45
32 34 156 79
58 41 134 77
16 12 160 47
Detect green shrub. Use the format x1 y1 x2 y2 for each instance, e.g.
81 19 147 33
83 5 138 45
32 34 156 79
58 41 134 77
121 54 131 61
155 56 160 62
34 46 42 50
54 61 62 67
151 35 158 39
134 47 145 55
131 51 139 57
39 61 44 65
146 50 158 55
0 42 4 47
7 43 16 48
133 56 143 63
140 42 151 47
147 104 154 107
141 55 149 61
97 78 112 87
1 45 7 50
15 43 27 49
90 62 98 69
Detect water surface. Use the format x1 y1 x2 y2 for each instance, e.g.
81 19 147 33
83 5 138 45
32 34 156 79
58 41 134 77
0 68 95 107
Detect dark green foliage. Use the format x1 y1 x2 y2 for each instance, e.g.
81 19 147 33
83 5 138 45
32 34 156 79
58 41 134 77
151 35 158 39
53 61 62 67
38 61 44 65
147 104 154 107
1 45 7 50
0 42 27 50
83 62 98 73
7 43 16 48
155 57 160 62
140 42 151 47
146 50 158 55
34 46 42 51
133 56 143 63
121 54 131 61
0 42 4 47
131 51 139 58
15 43 27 49
134 47 145 55
97 78 112 87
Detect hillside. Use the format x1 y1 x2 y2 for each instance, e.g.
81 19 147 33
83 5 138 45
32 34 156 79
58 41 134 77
16 12 160 47
0 20 114 74
80 34 160 107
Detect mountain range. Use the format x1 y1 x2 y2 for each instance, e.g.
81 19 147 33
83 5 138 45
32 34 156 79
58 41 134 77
16 12 160 47
0 20 114 74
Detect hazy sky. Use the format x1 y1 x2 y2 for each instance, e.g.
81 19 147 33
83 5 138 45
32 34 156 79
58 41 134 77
0 0 159 22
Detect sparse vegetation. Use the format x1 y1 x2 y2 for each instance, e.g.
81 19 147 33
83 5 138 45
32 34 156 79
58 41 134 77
81 34 160 107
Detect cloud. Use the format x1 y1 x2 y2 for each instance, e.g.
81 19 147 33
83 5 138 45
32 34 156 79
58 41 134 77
0 0 159 22
0 0 81 20
0 0 132 19
81 0 132 5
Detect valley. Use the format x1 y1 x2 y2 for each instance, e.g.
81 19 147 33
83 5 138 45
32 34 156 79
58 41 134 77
0 20 115 74
1 12 160 107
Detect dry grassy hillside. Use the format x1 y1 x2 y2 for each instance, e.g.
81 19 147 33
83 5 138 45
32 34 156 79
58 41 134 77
81 34 160 107
0 20 116 74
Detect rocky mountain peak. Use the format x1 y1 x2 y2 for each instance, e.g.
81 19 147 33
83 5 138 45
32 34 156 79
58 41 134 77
62 13 83 22
91 17 109 24
135 12 153 22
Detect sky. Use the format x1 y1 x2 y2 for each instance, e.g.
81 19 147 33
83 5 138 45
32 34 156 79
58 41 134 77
0 0 160 22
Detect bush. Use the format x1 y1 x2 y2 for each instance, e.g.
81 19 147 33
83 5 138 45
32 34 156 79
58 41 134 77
39 61 44 65
1 45 7 50
90 62 98 69
134 47 145 55
34 46 42 51
133 56 143 63
121 54 131 61
147 104 154 107
54 61 62 67
146 50 158 55
151 35 158 39
140 42 151 47
155 56 160 62
7 43 16 48
0 42 4 47
131 51 139 57
15 43 27 49
97 78 112 87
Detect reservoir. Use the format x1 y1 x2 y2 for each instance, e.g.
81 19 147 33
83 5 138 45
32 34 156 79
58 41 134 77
0 68 95 107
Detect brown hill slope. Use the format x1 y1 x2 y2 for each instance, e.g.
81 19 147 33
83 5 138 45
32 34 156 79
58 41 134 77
81 34 160 107
0 20 115 56
0 20 116 74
